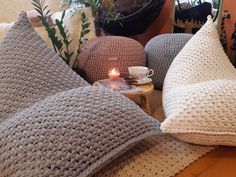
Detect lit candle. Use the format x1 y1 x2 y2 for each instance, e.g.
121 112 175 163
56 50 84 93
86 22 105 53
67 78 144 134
108 68 120 80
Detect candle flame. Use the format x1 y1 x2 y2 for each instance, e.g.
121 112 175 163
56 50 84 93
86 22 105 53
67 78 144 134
108 68 120 80
111 68 116 74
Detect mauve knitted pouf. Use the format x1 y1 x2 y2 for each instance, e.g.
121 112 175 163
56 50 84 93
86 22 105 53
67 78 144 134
78 36 146 84
145 33 193 90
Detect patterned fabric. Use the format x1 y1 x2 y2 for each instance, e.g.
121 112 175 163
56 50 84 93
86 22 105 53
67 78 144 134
145 33 193 90
0 86 160 177
0 12 89 122
78 36 146 84
161 16 236 146
95 132 214 177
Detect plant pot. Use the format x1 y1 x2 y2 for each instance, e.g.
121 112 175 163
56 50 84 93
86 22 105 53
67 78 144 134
97 0 164 36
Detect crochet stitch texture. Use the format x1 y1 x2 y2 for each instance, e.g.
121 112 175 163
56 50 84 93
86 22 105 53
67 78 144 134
0 86 160 177
0 12 160 177
145 33 193 89
161 16 236 146
0 12 89 122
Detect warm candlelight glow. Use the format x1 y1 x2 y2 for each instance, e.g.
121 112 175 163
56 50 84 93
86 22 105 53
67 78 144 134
108 68 120 80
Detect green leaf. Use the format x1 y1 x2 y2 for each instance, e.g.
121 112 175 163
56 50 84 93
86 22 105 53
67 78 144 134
43 5 48 11
64 39 69 45
64 51 74 61
61 10 66 20
42 20 50 28
34 8 44 17
45 9 51 15
55 19 67 40
68 39 73 44
32 2 42 11
80 12 86 19
81 29 90 37
82 22 91 29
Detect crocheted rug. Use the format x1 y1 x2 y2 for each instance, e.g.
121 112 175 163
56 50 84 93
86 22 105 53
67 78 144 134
95 132 215 177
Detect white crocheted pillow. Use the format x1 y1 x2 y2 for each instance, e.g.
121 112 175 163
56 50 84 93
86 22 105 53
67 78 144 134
0 86 160 177
161 16 236 146
0 12 89 123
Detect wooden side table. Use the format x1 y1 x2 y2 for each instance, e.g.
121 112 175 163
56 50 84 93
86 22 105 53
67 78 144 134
123 83 154 115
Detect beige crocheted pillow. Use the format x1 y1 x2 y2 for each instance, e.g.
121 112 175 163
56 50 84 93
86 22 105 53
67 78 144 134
0 7 96 67
161 16 236 146
0 12 89 123
0 86 160 177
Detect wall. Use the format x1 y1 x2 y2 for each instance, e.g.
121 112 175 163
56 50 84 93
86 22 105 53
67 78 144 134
219 0 236 56
133 0 236 58
132 0 174 46
0 0 61 23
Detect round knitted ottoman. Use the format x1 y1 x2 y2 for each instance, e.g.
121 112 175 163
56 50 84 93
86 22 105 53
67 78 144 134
78 36 146 84
145 33 193 90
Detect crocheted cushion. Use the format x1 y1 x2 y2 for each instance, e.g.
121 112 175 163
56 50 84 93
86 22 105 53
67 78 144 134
78 36 146 84
161 16 236 146
0 12 89 123
0 86 160 177
0 8 96 67
145 33 193 90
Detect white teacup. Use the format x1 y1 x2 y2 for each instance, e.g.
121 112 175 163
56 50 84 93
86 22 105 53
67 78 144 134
128 66 154 80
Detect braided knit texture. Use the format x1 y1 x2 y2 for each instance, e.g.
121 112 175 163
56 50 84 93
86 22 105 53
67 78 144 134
78 36 146 84
0 86 160 177
145 33 193 90
161 16 236 146
0 12 89 122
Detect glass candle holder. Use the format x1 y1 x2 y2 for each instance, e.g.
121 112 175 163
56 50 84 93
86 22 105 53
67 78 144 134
108 68 120 80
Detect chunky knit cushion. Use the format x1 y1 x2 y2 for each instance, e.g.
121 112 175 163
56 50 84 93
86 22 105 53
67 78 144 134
0 12 89 122
78 36 146 84
161 16 236 146
0 86 160 177
145 33 193 90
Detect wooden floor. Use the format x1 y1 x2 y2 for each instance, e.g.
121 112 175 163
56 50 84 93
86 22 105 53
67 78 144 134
146 90 236 177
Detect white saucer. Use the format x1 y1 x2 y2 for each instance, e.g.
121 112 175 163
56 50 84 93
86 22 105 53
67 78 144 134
133 78 152 85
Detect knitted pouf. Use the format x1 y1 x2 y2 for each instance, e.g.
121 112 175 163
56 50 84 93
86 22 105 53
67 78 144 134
78 36 146 84
145 33 193 90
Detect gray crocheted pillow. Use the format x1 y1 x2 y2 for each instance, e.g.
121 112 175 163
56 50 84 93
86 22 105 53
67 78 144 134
0 86 160 177
0 12 89 123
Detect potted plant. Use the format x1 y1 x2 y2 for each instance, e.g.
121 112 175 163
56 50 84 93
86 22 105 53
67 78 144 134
62 0 165 36
97 0 164 36
32 0 91 71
